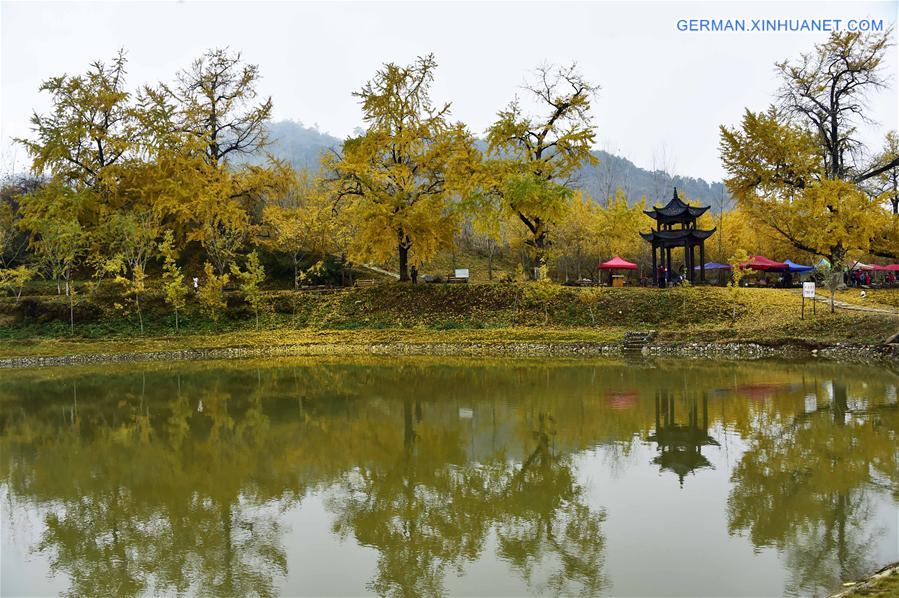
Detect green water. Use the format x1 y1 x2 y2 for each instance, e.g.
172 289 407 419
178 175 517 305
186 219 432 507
1 358 897 597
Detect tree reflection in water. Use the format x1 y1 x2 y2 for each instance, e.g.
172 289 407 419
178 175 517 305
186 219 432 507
0 359 896 597
727 380 899 595
327 403 607 596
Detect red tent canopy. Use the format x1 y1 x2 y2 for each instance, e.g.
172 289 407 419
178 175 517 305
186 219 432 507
871 264 890 271
599 256 638 270
740 255 788 271
886 264 899 272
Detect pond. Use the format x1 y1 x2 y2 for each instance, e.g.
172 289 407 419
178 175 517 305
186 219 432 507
1 358 897 597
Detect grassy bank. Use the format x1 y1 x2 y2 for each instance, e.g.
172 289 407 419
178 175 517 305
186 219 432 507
1 284 897 360
834 563 899 597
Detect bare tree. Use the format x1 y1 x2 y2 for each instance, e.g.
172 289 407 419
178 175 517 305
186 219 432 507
866 131 899 213
169 48 273 167
650 143 677 204
592 142 622 206
711 183 734 261
776 29 897 183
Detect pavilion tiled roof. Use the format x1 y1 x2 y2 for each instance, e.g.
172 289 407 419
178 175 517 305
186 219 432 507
644 188 710 221
640 228 716 242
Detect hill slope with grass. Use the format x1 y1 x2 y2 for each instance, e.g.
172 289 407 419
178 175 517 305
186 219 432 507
2 284 897 362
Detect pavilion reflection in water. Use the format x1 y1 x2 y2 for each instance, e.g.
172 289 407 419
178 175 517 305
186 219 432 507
647 390 720 486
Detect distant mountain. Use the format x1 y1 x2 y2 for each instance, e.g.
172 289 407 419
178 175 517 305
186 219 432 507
260 120 730 208
263 120 340 171
578 150 730 209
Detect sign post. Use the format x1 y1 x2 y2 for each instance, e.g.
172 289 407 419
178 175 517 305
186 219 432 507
802 281 816 319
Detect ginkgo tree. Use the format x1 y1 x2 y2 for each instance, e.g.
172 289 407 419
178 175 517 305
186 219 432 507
141 48 293 275
720 30 898 265
18 50 132 192
325 54 480 282
16 51 136 282
159 230 188 332
231 251 266 329
485 64 599 276
259 168 341 288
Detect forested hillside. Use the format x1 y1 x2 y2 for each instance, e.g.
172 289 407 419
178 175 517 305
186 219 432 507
261 120 730 208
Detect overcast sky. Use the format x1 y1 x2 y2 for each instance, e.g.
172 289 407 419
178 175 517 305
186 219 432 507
1 1 897 181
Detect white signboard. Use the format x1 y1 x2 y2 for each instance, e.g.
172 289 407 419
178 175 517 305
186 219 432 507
803 282 816 298
454 268 469 279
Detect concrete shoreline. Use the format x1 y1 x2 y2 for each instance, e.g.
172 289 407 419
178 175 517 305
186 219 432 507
1 339 893 369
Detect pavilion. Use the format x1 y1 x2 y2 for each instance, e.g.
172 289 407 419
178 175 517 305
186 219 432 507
641 188 716 287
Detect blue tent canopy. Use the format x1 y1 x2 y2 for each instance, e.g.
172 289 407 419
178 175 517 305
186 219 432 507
784 259 814 273
693 262 732 270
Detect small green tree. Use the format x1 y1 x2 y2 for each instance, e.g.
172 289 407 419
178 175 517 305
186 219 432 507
31 217 83 333
198 262 229 324
86 253 124 297
115 264 147 334
31 217 83 298
815 258 843 314
104 211 158 290
159 231 188 332
230 251 266 329
522 266 556 324
727 249 749 325
0 265 36 304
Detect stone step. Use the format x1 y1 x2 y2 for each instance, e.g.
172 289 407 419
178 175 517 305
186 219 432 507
621 330 656 352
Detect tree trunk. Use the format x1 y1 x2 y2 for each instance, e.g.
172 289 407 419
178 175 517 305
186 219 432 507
67 276 74 334
136 294 143 334
293 255 299 290
892 172 897 214
397 230 411 282
175 309 180 333
532 232 548 279
830 271 839 314
487 243 494 281
576 246 582 280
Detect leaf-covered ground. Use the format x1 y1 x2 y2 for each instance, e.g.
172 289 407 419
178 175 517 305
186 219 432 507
1 284 897 358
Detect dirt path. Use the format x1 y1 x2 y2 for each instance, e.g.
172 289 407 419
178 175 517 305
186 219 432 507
811 293 899 316
361 264 400 279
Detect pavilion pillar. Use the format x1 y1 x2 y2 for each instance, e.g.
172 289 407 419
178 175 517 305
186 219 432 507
693 244 698 283
692 244 697 283
665 247 671 286
702 395 709 430
651 244 658 286
687 242 694 284
654 391 661 431
700 242 706 283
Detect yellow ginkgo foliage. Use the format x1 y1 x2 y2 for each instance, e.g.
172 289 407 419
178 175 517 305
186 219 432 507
325 55 479 282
